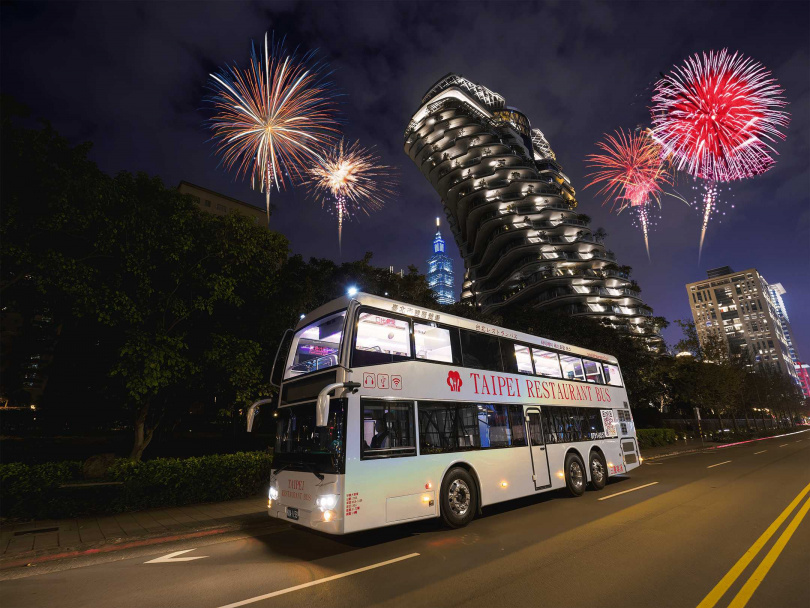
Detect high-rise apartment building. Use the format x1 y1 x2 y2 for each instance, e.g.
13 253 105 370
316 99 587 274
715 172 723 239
178 181 266 225
427 218 455 304
767 283 799 364
404 74 659 346
685 267 799 385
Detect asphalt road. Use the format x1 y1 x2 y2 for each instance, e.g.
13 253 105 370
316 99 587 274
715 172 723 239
2 433 809 608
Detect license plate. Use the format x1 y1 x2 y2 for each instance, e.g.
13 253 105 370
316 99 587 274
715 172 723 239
286 507 299 521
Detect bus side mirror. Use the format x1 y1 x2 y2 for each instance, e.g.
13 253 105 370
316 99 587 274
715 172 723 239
246 398 275 432
316 382 360 427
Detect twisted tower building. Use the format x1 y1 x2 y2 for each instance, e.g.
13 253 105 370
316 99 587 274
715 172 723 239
404 74 659 344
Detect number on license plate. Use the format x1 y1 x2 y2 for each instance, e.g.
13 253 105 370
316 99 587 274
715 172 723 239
286 507 299 521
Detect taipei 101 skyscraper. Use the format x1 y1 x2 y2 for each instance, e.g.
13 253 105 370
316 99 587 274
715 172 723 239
427 218 455 304
405 74 662 348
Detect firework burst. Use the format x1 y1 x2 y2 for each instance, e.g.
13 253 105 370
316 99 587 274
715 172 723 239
207 33 340 226
306 139 397 252
585 129 676 260
651 49 789 257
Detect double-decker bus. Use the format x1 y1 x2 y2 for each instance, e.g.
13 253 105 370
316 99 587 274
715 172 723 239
249 292 641 534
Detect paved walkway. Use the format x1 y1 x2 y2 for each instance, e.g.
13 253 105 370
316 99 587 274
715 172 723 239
640 437 720 460
0 496 267 562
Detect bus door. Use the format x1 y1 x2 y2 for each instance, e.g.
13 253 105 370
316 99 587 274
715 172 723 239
525 407 551 490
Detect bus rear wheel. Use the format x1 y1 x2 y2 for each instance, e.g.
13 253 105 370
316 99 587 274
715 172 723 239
440 467 478 528
589 452 607 491
565 453 586 497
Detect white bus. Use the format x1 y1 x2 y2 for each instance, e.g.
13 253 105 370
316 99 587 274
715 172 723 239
249 292 641 534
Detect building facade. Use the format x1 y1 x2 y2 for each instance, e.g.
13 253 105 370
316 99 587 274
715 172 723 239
795 362 810 400
767 283 799 364
403 74 658 345
178 181 266 225
427 218 455 304
685 266 800 385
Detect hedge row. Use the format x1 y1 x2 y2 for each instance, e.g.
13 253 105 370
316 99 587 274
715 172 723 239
636 428 678 449
0 451 273 520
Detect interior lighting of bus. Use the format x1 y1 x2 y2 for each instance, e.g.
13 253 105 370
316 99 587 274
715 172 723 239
355 313 411 358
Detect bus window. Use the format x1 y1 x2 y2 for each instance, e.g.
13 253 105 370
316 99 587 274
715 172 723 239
460 330 503 371
586 408 606 439
559 355 586 381
509 405 527 446
353 312 412 367
414 323 459 363
360 400 416 459
285 310 346 378
477 404 511 448
603 363 623 387
527 411 544 444
531 348 562 378
506 343 534 375
583 359 605 384
418 402 480 454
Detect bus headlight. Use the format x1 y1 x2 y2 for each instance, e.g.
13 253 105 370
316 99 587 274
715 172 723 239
268 485 279 501
316 494 339 511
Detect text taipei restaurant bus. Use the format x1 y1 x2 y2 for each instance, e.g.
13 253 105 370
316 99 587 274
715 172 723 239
248 292 641 534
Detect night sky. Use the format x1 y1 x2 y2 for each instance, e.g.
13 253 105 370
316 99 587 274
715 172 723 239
2 1 808 353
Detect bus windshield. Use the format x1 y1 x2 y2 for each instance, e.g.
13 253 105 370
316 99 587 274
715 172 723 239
274 400 346 475
285 310 346 379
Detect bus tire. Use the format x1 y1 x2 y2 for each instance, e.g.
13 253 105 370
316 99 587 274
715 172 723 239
588 451 607 491
564 452 586 497
440 467 478 528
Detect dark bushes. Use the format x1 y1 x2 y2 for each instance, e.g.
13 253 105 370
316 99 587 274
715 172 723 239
0 451 272 520
636 428 678 449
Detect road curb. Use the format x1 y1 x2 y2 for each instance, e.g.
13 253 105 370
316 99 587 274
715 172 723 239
0 518 282 572
642 428 809 461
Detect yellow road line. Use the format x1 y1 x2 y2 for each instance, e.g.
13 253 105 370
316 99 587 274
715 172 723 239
727 494 810 608
696 482 810 608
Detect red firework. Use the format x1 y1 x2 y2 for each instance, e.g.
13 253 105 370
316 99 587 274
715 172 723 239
651 49 789 182
585 129 674 260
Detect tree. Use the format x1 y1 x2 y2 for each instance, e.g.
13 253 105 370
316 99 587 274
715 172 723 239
2 112 289 458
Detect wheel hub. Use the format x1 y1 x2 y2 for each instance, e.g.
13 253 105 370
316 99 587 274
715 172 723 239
448 479 471 516
570 461 584 489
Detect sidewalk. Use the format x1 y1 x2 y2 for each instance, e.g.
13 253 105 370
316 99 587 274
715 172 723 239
0 495 268 566
640 437 721 460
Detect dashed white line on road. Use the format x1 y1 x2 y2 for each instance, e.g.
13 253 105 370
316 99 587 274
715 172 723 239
707 460 732 469
754 450 767 455
598 482 659 501
779 444 789 447
216 553 420 608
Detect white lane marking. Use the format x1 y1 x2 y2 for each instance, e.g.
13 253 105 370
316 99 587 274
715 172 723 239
779 443 789 447
754 450 767 455
216 553 420 608
145 549 208 564
598 482 659 501
707 460 732 469
645 462 663 466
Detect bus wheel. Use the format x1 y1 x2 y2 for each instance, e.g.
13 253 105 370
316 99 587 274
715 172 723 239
588 452 607 491
565 453 586 497
440 468 477 528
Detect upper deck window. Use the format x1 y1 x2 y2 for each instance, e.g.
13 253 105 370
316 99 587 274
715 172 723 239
285 310 346 379
414 323 458 363
583 359 605 384
603 363 623 387
532 348 562 378
559 355 586 381
353 312 412 367
460 330 503 371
